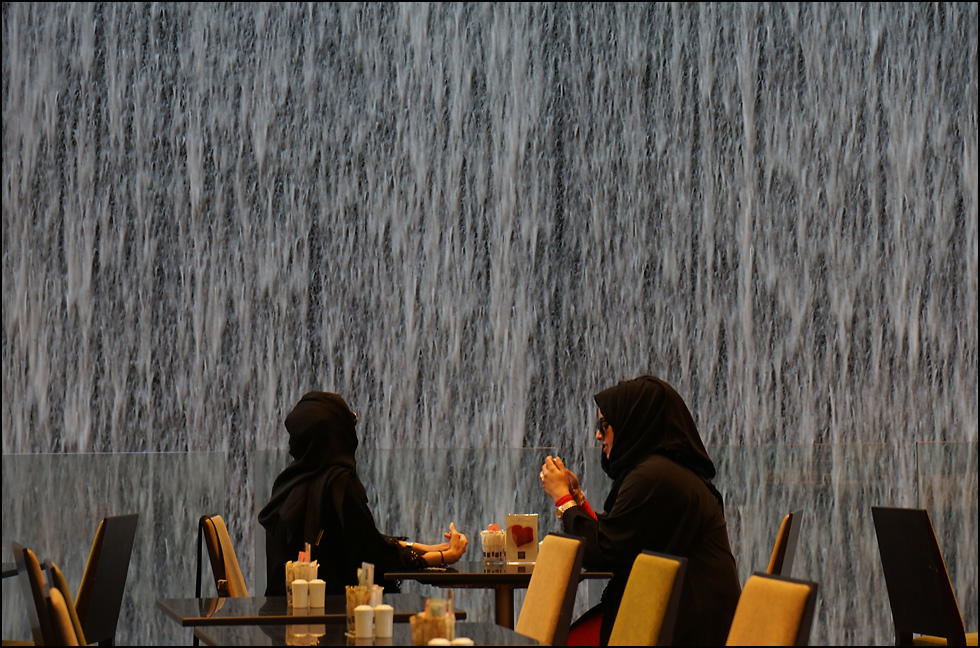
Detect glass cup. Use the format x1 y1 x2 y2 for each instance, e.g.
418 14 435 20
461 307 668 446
480 529 506 564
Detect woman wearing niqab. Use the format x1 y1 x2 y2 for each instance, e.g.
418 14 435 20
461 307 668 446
259 391 466 595
540 375 741 645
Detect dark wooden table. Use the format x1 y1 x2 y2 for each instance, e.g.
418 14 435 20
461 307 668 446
385 560 612 629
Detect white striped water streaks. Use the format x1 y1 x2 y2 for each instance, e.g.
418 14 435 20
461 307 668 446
2 3 977 645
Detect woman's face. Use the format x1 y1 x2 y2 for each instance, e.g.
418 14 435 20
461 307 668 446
596 409 614 459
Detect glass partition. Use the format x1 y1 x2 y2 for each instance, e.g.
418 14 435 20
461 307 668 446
2 443 976 645
2 452 227 646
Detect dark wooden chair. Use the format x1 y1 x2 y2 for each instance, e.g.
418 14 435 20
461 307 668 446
75 513 139 646
871 506 977 646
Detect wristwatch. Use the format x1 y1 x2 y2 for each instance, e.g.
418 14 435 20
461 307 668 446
405 541 415 550
556 500 578 519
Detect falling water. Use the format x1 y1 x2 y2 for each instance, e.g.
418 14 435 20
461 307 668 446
3 3 977 645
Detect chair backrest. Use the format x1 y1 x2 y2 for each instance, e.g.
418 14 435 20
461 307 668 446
608 551 688 646
11 541 55 646
199 515 249 597
871 506 967 646
74 512 139 645
767 510 802 577
725 572 819 646
46 584 81 646
47 562 87 646
514 533 585 646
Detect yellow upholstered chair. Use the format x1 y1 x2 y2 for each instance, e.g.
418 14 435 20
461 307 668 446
198 515 249 598
514 533 585 646
871 506 978 646
725 572 818 646
46 563 87 646
767 510 802 577
608 551 687 646
45 586 80 646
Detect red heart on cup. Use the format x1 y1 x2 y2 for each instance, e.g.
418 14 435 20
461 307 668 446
511 525 534 547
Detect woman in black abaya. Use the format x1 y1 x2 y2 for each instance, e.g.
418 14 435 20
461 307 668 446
540 375 741 645
259 391 467 595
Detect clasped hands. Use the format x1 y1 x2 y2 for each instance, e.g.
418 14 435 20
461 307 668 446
540 455 582 505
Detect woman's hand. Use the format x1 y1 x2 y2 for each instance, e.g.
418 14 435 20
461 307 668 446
553 456 583 504
403 522 468 564
443 522 468 563
415 523 468 567
540 455 572 502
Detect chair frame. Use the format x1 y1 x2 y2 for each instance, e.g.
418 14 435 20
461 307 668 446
871 506 969 646
767 510 802 577
197 514 249 598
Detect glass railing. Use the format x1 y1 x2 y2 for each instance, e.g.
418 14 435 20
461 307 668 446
2 442 976 646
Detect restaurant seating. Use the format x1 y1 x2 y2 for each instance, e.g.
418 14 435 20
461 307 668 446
725 572 819 646
45 585 81 646
871 506 978 646
514 533 585 646
197 515 249 597
45 563 87 645
10 542 55 646
607 551 687 646
767 510 802 576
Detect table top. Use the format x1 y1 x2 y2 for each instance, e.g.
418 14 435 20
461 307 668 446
156 593 466 627
193 620 540 646
386 560 613 587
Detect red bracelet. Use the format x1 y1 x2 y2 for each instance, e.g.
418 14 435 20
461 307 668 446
555 494 574 507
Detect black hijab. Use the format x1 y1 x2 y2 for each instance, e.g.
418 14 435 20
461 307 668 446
258 391 360 544
594 375 723 511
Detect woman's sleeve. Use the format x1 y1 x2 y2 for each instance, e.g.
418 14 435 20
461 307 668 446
339 477 428 572
561 462 700 571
